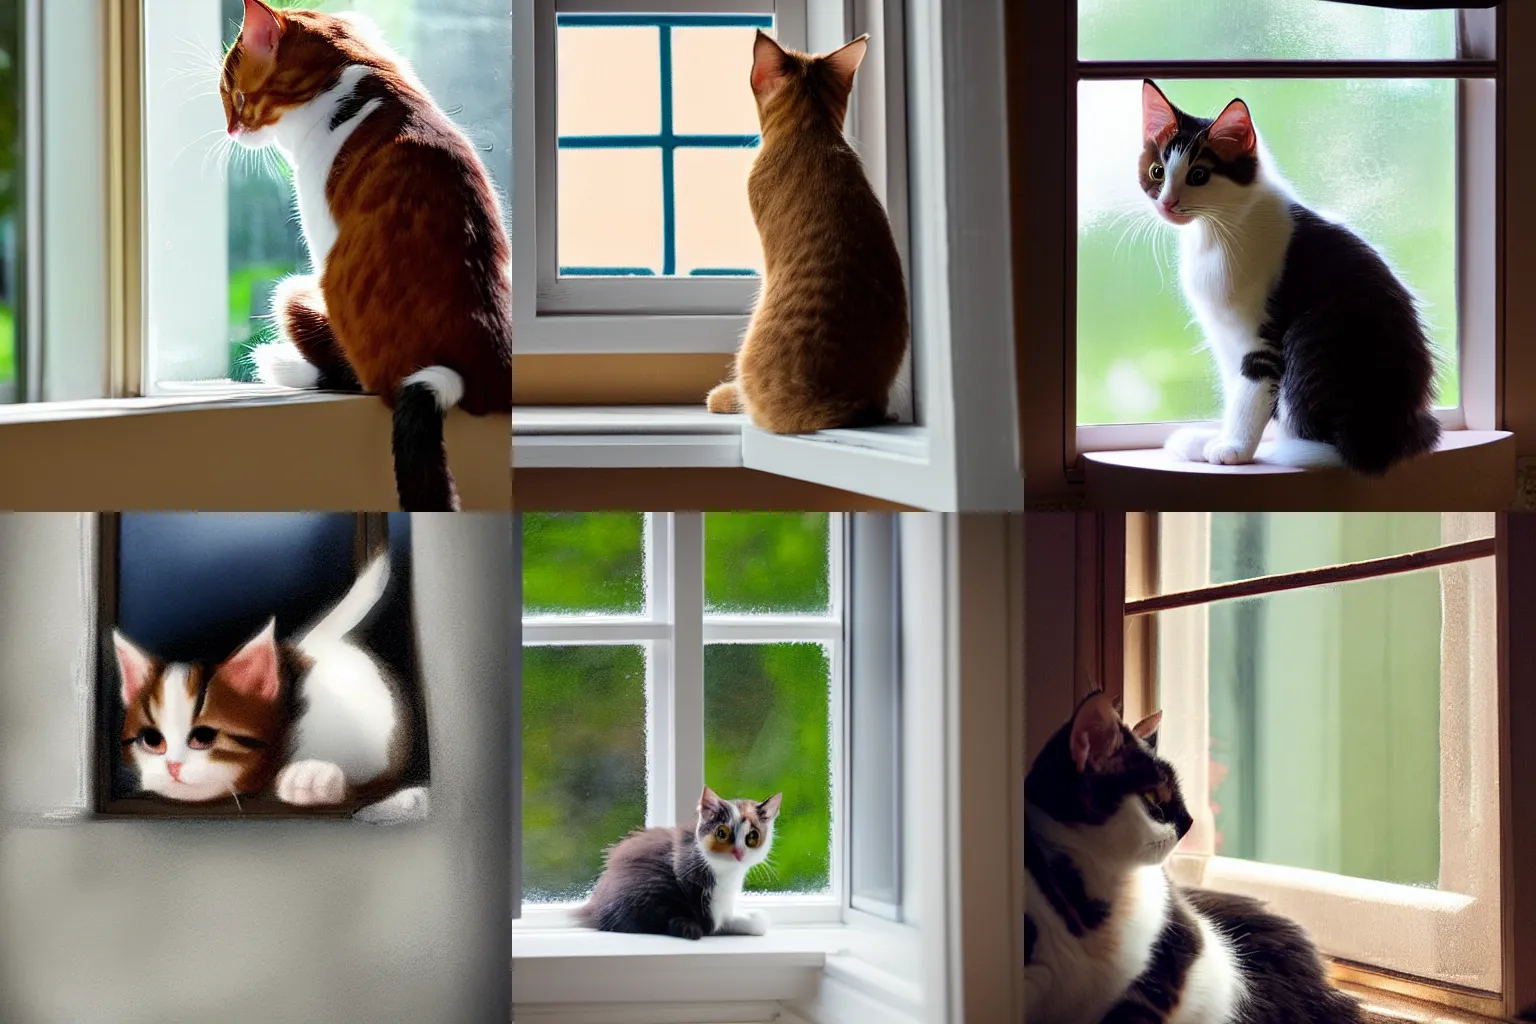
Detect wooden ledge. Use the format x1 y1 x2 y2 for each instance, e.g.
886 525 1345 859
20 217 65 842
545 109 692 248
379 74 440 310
1083 430 1515 511
0 392 510 510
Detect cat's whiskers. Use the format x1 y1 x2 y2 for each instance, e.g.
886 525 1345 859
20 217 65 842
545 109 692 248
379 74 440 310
227 783 244 815
174 128 230 173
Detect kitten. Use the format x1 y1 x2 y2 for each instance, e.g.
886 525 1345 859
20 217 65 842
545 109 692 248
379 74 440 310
1140 79 1440 476
114 553 428 822
222 0 512 511
1025 692 1363 1023
577 786 784 940
705 31 908 434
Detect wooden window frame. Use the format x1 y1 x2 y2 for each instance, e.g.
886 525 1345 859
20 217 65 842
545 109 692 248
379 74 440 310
1013 6 1534 510
1026 511 1536 1020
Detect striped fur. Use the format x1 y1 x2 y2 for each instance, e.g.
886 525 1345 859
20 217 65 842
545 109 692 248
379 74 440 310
1025 692 1363 1024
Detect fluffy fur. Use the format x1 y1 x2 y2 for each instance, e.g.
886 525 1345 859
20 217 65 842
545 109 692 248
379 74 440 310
1025 692 1363 1023
114 553 426 821
578 787 784 940
223 0 511 511
1140 79 1440 476
706 31 907 434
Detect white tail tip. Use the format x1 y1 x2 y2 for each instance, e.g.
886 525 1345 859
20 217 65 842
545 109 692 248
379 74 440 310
1255 438 1345 470
404 366 465 412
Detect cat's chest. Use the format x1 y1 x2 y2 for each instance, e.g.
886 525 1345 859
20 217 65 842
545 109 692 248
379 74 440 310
1025 868 1166 1022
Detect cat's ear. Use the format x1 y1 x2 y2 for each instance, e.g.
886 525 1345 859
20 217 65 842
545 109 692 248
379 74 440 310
1070 691 1125 773
1141 79 1180 150
1206 98 1256 161
699 785 724 815
1131 710 1163 749
113 630 155 706
751 30 793 100
219 618 281 703
820 35 869 97
241 0 283 63
758 793 784 821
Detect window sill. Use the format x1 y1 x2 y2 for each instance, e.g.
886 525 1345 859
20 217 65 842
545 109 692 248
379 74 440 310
1081 430 1514 511
0 386 510 509
512 404 930 470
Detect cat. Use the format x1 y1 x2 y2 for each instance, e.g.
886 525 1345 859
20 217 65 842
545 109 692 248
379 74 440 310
1139 79 1440 476
222 0 512 512
113 552 428 824
705 31 908 435
1025 692 1364 1023
577 786 784 940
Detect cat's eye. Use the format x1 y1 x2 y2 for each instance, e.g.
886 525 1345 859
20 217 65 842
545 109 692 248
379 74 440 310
233 91 246 113
1188 166 1211 186
745 829 760 848
1148 163 1165 181
139 727 166 754
714 825 730 841
188 726 218 750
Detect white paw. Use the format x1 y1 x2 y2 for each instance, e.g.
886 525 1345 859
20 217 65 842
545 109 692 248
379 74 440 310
353 786 430 825
1164 427 1218 463
1202 437 1254 466
731 910 770 936
275 760 348 806
250 341 320 389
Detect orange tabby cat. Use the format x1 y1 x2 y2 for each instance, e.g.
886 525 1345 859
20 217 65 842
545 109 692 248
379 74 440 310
706 31 908 434
223 0 511 511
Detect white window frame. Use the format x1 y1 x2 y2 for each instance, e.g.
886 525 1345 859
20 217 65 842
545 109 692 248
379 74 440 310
1142 512 1502 996
517 511 847 928
1072 8 1502 458
512 0 1023 513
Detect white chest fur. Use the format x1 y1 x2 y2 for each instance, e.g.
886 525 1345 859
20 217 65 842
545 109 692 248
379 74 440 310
286 636 399 785
1177 192 1294 376
268 64 385 273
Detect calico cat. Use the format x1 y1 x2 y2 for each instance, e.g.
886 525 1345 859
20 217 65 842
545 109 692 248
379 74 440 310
1140 79 1440 476
223 0 512 512
1025 692 1363 1023
705 31 908 434
578 786 783 940
113 553 427 823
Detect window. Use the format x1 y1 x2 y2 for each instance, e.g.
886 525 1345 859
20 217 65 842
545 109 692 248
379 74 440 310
0 1 20 406
513 1 1023 512
144 0 512 393
1016 3 1522 503
518 511 842 914
1128 512 1501 1002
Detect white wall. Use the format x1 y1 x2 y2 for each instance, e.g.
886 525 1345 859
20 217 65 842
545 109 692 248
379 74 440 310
0 513 513 1024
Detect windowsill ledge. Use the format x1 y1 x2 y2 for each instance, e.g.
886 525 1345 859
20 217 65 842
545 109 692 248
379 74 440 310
512 405 929 470
1082 430 1515 511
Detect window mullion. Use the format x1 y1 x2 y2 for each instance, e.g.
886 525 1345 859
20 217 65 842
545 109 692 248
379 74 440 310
669 512 706 827
645 512 675 827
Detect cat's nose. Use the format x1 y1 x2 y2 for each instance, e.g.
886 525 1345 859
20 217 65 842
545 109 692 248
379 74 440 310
732 849 743 862
166 761 183 781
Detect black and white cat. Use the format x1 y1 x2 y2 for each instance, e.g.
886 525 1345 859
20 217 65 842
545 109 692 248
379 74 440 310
578 786 783 940
1025 692 1363 1023
1140 79 1440 475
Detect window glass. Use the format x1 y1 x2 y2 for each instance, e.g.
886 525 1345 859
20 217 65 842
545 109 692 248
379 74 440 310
556 14 769 278
1078 0 1457 61
523 512 647 617
0 1 21 403
1077 78 1457 425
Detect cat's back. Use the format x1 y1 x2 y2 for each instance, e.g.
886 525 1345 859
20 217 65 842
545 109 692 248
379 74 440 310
1182 887 1364 1023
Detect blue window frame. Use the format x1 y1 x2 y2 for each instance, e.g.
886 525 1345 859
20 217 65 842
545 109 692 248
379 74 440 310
556 12 773 279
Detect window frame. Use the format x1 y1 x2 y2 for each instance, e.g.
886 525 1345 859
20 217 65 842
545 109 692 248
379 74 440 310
515 511 849 926
1015 5 1532 505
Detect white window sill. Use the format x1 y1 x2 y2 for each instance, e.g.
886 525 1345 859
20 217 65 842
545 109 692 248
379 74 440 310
0 381 356 424
1081 429 1515 511
511 405 930 470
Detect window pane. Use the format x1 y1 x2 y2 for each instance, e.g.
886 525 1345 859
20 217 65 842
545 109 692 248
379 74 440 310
1079 0 1457 61
0 1 19 404
705 513 831 615
556 14 768 278
148 0 512 388
523 512 647 616
705 643 832 895
520 644 647 902
1077 78 1457 426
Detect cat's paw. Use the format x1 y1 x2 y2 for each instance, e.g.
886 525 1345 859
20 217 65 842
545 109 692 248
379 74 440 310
1164 427 1218 463
275 760 348 806
1203 437 1256 466
706 382 741 414
738 910 770 936
668 918 705 941
353 786 430 825
250 341 321 389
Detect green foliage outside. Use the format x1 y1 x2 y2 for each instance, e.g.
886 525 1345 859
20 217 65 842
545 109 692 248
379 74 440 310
1076 3 1459 425
0 304 13 383
522 513 834 903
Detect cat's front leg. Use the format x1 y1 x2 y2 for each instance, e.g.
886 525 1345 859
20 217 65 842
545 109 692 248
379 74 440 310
667 917 706 941
718 910 770 936
275 759 348 806
1204 355 1279 466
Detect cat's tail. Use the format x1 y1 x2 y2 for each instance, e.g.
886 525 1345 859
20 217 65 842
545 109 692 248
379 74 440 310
295 551 391 652
393 367 464 512
1335 409 1442 477
1254 438 1346 470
